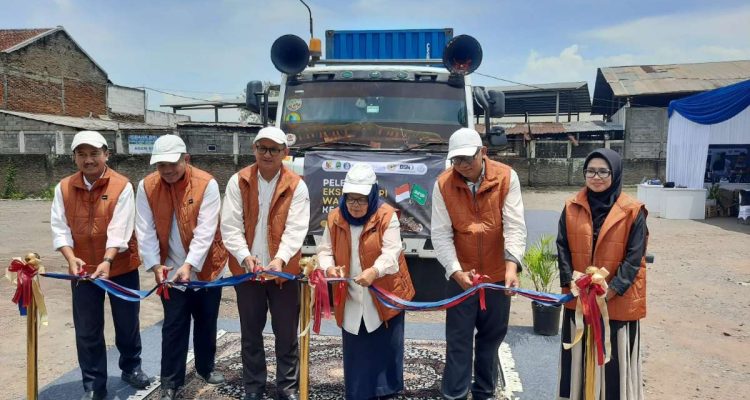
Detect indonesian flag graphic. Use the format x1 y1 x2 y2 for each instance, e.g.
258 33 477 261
395 183 411 203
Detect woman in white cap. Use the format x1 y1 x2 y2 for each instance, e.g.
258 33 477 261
316 163 415 400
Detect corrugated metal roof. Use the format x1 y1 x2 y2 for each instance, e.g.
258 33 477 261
502 121 623 137
530 123 564 135
562 121 623 133
489 81 589 92
592 60 750 114
0 110 173 131
482 81 591 116
177 121 263 128
0 28 54 52
503 124 529 136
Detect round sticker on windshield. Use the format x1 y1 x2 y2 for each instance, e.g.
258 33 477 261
286 98 302 112
285 112 301 124
286 133 297 146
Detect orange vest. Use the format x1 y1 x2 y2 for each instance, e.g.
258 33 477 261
226 164 302 279
437 157 511 282
142 165 228 281
562 189 648 321
60 168 140 278
328 204 415 327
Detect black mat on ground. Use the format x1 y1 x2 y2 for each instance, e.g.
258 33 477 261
148 332 448 399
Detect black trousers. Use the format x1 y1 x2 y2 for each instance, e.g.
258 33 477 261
441 279 511 400
235 280 300 395
159 286 222 389
71 269 142 393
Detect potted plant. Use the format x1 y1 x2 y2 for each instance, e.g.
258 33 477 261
523 234 562 336
706 183 720 207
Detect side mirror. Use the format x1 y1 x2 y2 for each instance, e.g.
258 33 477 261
487 90 505 118
245 81 263 113
488 126 507 146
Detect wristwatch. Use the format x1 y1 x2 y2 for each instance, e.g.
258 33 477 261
102 257 114 265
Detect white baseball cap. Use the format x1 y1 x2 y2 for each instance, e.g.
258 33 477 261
71 130 108 151
150 135 187 165
447 128 483 160
253 126 288 145
342 163 377 195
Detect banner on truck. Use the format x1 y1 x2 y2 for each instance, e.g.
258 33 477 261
304 151 446 238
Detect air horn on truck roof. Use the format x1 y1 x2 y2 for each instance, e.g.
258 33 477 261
269 33 483 75
270 34 311 75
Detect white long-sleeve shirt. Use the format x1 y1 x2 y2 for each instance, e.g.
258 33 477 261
134 178 223 282
50 173 135 256
316 213 401 334
431 167 527 280
221 170 310 267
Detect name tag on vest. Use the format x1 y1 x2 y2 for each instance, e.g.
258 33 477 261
101 195 108 200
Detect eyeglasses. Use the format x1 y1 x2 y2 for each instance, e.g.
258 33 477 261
584 168 612 179
345 196 368 206
255 145 284 155
450 149 480 166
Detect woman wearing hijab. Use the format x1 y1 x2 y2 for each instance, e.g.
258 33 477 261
316 163 415 400
556 149 649 400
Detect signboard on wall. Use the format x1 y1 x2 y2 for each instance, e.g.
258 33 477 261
128 134 159 154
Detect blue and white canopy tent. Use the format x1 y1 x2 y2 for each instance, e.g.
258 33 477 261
666 79 750 189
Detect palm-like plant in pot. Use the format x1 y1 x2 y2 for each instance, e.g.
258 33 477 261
523 234 562 336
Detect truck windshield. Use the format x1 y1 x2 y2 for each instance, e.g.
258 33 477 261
280 80 466 149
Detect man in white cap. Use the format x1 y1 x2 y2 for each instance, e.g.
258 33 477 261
431 127 527 400
134 134 228 400
50 130 149 400
221 126 310 400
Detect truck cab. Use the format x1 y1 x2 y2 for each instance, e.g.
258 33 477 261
246 30 505 300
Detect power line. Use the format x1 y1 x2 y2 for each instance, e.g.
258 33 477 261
475 70 658 109
139 86 241 96
475 72 550 91
141 87 243 104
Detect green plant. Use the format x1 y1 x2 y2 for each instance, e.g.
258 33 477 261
706 183 721 200
39 184 56 200
2 161 25 199
523 234 558 294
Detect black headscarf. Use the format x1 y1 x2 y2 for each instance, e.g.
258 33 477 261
584 148 623 237
338 182 385 226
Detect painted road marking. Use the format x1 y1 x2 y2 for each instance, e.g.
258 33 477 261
499 341 523 399
128 329 228 399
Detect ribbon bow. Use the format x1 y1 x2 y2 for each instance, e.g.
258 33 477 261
309 269 331 334
156 269 171 300
563 266 612 400
7 256 48 326
471 274 490 310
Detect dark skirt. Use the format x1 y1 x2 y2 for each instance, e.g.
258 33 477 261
342 312 405 400
558 308 644 400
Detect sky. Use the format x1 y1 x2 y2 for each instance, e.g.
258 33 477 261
2 0 750 121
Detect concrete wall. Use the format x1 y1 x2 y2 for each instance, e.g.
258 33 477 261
107 85 145 122
0 153 666 197
0 30 108 117
621 107 668 159
0 112 80 154
177 125 260 154
146 110 190 127
1 114 270 155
